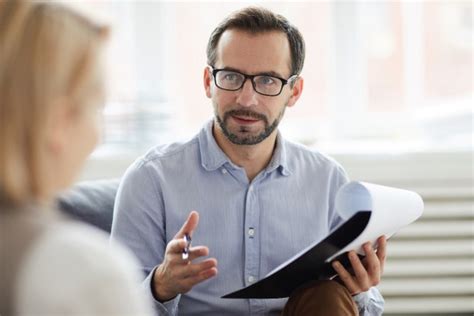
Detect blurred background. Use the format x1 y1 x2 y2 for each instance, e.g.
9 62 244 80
75 1 472 315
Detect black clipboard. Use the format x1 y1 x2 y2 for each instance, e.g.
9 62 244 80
222 211 371 299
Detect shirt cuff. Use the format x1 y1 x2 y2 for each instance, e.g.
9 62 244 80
352 290 371 309
143 266 180 316
352 286 385 315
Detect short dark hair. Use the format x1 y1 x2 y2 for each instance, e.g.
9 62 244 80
206 7 305 76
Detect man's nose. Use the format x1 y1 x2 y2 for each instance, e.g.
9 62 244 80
236 79 258 107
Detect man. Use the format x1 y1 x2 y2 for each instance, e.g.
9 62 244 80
111 7 385 316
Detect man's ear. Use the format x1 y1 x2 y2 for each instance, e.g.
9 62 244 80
45 97 75 156
203 67 213 99
286 76 304 108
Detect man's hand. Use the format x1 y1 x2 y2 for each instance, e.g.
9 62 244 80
152 211 218 301
332 235 387 295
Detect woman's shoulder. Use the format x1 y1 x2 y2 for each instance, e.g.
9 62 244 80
27 221 135 275
15 221 152 315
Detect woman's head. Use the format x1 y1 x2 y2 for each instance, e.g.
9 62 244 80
0 1 108 206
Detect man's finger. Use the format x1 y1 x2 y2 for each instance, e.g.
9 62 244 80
182 267 218 289
186 246 210 261
182 258 218 278
332 261 357 294
175 210 199 239
362 242 380 277
376 235 387 273
166 238 189 257
348 250 370 290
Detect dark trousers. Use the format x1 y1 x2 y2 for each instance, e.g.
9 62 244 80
281 280 359 316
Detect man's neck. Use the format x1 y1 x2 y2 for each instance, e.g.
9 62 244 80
212 123 277 182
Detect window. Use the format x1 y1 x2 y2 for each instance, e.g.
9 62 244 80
80 1 472 155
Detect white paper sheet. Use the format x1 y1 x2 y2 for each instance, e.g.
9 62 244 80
327 181 424 261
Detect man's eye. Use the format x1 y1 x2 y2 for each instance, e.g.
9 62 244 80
257 76 276 85
223 73 239 81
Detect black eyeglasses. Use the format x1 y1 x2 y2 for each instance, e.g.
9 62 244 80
210 67 298 97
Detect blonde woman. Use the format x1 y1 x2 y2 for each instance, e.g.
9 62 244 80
0 1 151 315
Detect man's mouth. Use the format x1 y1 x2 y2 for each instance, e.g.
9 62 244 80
231 115 260 124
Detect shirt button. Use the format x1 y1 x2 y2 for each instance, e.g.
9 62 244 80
248 276 255 283
221 168 227 174
248 228 255 237
248 185 253 192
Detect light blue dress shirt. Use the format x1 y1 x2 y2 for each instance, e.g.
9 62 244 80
111 120 384 316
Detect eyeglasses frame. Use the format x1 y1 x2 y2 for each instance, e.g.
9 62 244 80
210 67 298 97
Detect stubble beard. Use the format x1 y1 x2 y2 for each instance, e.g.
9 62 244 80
214 104 286 145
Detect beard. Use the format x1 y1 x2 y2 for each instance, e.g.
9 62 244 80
214 104 286 145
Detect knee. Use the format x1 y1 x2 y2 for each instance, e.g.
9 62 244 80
282 280 358 316
307 280 351 300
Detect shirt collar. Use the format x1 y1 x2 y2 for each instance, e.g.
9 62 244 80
198 119 291 176
265 130 291 176
198 120 232 171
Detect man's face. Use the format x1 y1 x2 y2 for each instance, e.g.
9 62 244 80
204 29 301 145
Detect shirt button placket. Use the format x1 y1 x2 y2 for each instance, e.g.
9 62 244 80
244 183 261 314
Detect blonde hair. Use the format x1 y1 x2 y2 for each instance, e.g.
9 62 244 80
0 1 108 207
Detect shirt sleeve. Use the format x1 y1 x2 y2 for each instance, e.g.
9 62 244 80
328 163 350 231
143 267 181 315
111 159 179 315
15 224 153 316
353 287 385 316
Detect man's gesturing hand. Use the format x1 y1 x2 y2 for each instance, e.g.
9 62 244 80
152 211 218 302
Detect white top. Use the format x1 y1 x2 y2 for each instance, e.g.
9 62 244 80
14 222 153 316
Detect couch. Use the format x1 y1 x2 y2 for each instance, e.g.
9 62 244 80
57 179 120 233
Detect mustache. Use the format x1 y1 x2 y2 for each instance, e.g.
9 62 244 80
224 109 268 122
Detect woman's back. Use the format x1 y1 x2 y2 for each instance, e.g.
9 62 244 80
1 207 152 316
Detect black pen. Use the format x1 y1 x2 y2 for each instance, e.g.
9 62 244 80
182 233 192 260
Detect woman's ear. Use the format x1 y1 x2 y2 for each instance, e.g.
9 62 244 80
287 76 304 108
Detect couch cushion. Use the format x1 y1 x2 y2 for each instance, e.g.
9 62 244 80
57 179 120 233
